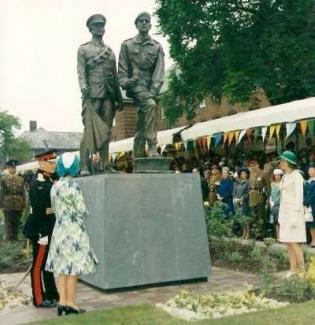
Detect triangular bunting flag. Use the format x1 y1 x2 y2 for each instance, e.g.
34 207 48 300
237 129 246 144
175 142 182 151
300 120 308 136
223 132 229 144
160 144 167 154
254 128 261 141
285 122 296 139
183 141 188 151
207 135 212 149
192 140 197 150
228 131 235 146
235 130 240 143
202 137 208 149
213 133 222 147
246 129 253 143
308 120 315 137
275 124 281 140
269 125 276 139
261 126 268 141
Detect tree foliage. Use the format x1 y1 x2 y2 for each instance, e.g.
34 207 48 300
0 111 31 165
156 0 315 123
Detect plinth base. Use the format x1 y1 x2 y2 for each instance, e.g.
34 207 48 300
133 157 173 173
75 174 211 290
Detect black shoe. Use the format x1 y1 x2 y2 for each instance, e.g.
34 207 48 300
38 299 57 308
57 304 67 316
66 305 86 315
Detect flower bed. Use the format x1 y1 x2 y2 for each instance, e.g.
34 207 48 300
157 288 288 321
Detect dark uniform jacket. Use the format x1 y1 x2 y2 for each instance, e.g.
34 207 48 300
304 179 315 217
0 174 26 211
77 39 122 106
249 170 270 207
23 173 56 241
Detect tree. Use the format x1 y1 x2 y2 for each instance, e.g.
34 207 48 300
156 0 315 123
0 111 31 165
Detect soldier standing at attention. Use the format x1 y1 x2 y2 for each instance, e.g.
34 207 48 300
118 12 164 158
0 160 26 241
23 150 59 307
248 159 270 239
77 14 123 176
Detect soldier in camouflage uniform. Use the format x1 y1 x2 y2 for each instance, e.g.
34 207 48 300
248 159 270 239
0 160 26 241
118 12 164 158
77 14 123 175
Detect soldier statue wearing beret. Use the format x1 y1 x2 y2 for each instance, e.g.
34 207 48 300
78 14 123 176
0 160 26 241
118 12 164 158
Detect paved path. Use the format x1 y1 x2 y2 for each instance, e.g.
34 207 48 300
0 267 259 325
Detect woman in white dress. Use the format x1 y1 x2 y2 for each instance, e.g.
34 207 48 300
278 151 306 277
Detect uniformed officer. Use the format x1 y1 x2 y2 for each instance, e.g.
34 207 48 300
208 165 221 207
0 160 26 241
77 14 123 176
23 150 59 307
248 159 270 238
118 12 165 157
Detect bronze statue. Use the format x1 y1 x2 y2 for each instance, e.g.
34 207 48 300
77 14 122 175
118 12 164 158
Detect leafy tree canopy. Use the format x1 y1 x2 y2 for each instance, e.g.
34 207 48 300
156 0 315 124
0 111 31 165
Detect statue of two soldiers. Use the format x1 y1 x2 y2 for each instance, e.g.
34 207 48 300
78 12 165 175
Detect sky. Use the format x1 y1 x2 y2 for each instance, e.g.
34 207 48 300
0 0 172 133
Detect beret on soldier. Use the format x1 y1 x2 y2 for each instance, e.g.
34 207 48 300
86 14 106 28
135 12 151 24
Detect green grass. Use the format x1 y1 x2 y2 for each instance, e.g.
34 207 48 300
34 300 315 325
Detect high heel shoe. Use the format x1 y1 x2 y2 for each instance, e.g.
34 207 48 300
57 304 67 316
66 305 86 315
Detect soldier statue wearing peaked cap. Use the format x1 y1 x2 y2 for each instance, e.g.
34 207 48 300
77 14 123 176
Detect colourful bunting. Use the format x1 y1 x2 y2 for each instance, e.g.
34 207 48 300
308 120 315 137
228 131 235 146
183 141 188 151
237 129 246 144
275 124 281 140
246 129 253 143
269 125 276 139
261 126 268 142
207 135 212 149
175 142 182 151
254 128 261 141
285 122 296 139
300 120 308 136
235 130 240 143
223 132 229 144
213 133 222 147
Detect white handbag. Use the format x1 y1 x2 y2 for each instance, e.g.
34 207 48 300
304 207 313 222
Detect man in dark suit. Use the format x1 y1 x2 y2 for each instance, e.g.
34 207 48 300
77 14 123 175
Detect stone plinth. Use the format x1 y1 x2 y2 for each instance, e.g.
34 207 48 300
75 173 211 290
133 157 173 173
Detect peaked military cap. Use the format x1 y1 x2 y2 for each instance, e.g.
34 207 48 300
6 159 19 167
86 14 106 28
135 12 151 24
35 149 57 161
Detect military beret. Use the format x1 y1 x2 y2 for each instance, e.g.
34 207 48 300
6 159 19 167
86 14 106 28
35 149 57 161
135 12 151 24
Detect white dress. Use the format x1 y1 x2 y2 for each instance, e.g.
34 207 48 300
278 169 306 243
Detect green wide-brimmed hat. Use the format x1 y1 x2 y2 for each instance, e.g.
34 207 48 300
278 150 297 165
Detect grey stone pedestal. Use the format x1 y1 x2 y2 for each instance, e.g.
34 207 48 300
133 157 173 173
75 173 211 290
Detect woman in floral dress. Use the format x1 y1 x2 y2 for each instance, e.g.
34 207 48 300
45 152 98 316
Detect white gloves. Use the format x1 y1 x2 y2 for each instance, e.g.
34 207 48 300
38 236 48 246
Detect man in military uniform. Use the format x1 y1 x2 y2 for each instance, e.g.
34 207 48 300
23 150 59 307
0 160 26 241
77 14 123 175
118 12 164 158
248 159 270 239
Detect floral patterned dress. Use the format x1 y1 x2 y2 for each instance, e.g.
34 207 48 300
45 177 98 276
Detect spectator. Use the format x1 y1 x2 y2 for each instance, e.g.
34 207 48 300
278 151 306 277
208 165 221 207
304 163 315 247
45 153 98 316
218 167 234 216
269 169 283 242
233 167 250 239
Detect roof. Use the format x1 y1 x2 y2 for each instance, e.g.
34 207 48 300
20 128 82 151
181 97 315 141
